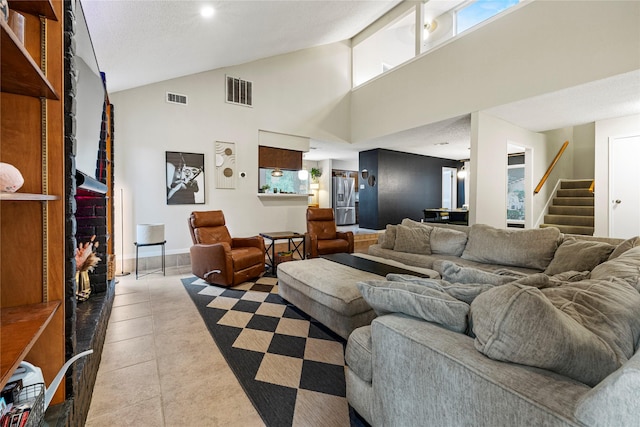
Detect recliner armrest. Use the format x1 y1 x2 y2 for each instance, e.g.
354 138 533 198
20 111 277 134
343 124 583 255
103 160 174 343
306 233 319 258
337 231 355 253
190 242 234 285
232 236 265 252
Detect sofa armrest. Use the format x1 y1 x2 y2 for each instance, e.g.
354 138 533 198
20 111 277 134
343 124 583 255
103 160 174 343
232 235 265 252
574 350 640 426
370 314 588 426
336 231 354 253
190 242 234 285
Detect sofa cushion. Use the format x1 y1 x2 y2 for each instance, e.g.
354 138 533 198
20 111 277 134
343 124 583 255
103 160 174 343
591 246 640 292
381 224 397 249
430 227 468 256
608 236 640 260
345 326 373 383
471 278 640 386
394 225 432 255
461 224 561 270
400 218 467 256
440 261 520 285
386 273 495 305
544 238 615 275
357 279 469 333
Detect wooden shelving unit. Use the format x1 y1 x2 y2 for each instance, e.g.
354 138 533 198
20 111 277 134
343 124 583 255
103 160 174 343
0 193 59 201
0 302 61 386
0 0 65 404
0 21 58 99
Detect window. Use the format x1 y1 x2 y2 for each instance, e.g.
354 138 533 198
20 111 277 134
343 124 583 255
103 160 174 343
352 9 416 87
259 168 309 194
456 0 520 34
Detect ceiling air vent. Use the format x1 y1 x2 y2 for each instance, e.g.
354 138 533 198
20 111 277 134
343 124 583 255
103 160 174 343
166 92 188 105
226 75 253 107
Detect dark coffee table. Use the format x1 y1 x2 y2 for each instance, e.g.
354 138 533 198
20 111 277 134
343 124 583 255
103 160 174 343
320 253 433 278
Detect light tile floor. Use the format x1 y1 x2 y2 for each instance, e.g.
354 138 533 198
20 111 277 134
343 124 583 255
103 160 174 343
85 266 265 427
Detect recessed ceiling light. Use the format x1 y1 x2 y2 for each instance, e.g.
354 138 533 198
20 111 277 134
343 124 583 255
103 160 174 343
200 5 215 18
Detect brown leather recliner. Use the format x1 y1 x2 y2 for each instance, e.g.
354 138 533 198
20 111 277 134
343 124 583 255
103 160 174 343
305 208 354 258
188 211 265 287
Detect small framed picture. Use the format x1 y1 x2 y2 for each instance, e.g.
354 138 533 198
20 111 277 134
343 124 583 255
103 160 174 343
166 151 205 204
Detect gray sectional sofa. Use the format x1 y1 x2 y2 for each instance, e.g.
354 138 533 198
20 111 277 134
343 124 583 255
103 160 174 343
346 220 640 426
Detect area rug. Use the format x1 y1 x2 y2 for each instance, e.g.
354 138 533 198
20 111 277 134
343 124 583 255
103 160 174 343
181 275 370 427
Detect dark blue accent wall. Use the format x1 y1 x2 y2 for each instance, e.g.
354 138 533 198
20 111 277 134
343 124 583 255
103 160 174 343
358 149 462 229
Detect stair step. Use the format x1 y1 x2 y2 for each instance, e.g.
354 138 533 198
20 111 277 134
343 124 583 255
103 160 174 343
556 188 594 198
540 224 594 235
548 206 594 216
560 180 593 190
552 197 594 206
544 214 594 227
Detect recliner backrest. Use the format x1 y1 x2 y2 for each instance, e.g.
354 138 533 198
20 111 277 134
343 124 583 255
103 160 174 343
307 208 337 240
189 210 232 245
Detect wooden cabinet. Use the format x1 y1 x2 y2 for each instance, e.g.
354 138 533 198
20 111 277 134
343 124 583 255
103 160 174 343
0 0 65 405
258 146 303 170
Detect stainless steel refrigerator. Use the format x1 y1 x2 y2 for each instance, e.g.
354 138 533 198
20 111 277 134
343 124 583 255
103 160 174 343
333 176 356 225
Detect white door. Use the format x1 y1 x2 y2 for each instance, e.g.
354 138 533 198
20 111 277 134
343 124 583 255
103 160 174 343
610 135 640 239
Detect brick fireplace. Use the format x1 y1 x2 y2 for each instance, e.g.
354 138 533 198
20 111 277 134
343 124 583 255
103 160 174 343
51 1 116 425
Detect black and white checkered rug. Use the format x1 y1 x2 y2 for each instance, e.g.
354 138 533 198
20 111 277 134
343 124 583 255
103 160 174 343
181 275 369 427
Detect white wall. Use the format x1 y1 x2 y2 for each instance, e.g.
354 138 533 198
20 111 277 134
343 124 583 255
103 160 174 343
594 113 640 236
470 112 571 229
112 42 352 262
351 0 640 143
572 123 596 180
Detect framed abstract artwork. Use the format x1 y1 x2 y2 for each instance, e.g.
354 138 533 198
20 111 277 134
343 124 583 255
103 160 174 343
166 151 205 204
215 141 236 189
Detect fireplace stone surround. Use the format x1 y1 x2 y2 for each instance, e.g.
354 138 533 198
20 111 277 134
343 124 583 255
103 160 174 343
45 2 116 425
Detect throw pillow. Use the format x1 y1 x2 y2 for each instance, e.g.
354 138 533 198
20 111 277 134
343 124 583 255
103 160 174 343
393 225 432 255
357 279 469 333
386 273 495 304
550 270 591 283
544 238 615 275
591 246 640 292
608 236 640 260
461 224 561 270
440 261 518 285
471 278 640 387
430 227 468 256
380 224 397 249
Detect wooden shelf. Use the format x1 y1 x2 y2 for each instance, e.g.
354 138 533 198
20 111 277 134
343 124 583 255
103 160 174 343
0 301 61 388
0 193 59 201
8 0 58 21
0 20 59 100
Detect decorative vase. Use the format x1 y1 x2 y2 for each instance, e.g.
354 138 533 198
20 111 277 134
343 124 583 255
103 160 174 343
76 270 91 302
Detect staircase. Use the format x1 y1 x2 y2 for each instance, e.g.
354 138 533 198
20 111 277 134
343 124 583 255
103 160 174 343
540 180 594 235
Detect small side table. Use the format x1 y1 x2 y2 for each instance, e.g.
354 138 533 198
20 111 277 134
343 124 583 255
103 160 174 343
259 232 305 276
134 240 166 279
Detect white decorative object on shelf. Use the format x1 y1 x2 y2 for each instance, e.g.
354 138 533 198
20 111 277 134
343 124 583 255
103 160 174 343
0 162 25 192
136 223 165 244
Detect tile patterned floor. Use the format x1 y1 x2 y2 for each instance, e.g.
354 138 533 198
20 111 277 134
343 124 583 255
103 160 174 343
85 266 265 426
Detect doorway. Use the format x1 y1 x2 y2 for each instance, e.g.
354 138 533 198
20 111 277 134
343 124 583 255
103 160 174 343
442 167 457 209
507 143 532 228
609 135 640 238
